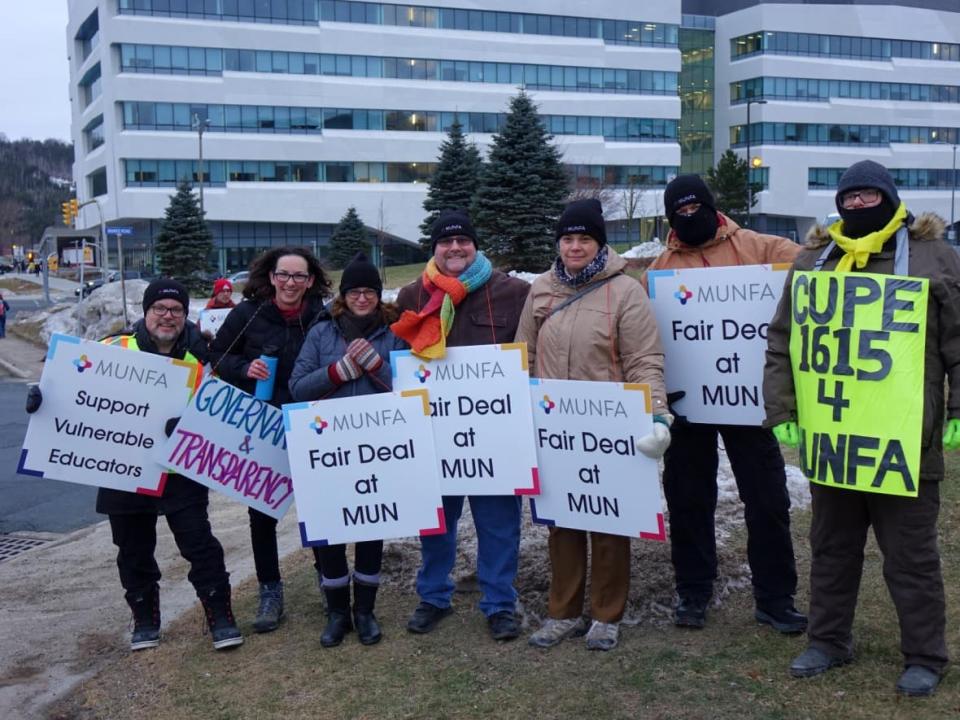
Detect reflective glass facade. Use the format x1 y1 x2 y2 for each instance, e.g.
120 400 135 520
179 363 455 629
732 77 960 104
732 31 960 62
731 123 960 147
679 16 714 174
810 167 960 189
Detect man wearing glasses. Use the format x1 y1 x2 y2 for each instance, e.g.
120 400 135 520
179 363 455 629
765 159 960 695
392 209 530 641
26 279 242 652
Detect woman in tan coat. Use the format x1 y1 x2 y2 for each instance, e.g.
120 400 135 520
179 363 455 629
515 199 669 651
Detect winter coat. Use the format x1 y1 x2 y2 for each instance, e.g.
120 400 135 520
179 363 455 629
764 212 960 481
95 321 208 515
208 296 328 408
396 269 530 348
514 248 667 413
641 213 800 287
289 317 408 401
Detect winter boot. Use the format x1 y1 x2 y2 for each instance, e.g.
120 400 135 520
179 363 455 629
252 580 284 633
200 585 244 650
320 585 353 648
352 580 382 646
127 584 160 651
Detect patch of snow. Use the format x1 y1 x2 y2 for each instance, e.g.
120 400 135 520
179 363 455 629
507 271 539 284
622 240 665 259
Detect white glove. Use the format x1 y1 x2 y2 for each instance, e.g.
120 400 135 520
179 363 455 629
636 418 672 459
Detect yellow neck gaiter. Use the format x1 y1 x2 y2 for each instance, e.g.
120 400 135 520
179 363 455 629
827 202 907 272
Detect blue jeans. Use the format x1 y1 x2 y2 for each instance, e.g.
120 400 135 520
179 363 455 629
416 494 522 617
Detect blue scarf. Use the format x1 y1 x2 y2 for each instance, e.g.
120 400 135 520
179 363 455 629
554 246 609 287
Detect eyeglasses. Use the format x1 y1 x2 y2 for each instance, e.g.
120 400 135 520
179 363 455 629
345 288 378 300
436 236 473 248
272 271 311 284
149 304 185 318
840 189 881 208
675 203 702 217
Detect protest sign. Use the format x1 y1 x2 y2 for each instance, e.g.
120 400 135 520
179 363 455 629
198 308 232 338
789 271 927 497
529 379 665 539
647 264 790 425
391 343 539 496
283 390 445 546
19 333 199 493
158 376 293 519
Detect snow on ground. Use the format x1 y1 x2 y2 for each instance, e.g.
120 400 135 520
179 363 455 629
622 240 665 259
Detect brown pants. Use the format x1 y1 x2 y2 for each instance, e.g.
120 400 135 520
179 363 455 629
808 480 947 670
547 527 631 623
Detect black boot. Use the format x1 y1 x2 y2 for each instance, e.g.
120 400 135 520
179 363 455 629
353 581 382 646
126 584 160 651
320 586 353 648
199 585 244 650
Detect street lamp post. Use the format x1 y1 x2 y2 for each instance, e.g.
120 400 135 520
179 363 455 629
192 113 211 216
745 98 767 229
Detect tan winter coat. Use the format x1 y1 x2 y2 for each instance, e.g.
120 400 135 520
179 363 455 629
514 248 667 414
763 213 960 481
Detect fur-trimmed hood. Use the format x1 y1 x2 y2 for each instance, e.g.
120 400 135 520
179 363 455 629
805 212 946 248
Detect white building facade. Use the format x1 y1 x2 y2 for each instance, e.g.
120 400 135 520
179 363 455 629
66 0 682 272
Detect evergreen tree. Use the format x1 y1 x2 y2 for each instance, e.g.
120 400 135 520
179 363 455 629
472 91 568 272
328 206 370 269
705 149 760 221
154 180 213 290
419 117 481 250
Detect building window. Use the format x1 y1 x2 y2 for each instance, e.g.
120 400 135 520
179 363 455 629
731 123 959 147
76 9 100 62
79 63 101 108
731 31 959 63
83 116 104 153
731 77 960 105
88 167 108 197
809 167 960 189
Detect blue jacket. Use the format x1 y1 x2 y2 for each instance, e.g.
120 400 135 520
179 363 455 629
289 317 408 401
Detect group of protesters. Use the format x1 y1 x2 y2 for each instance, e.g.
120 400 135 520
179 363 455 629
24 157 960 698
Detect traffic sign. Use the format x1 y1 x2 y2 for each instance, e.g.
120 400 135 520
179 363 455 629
105 226 134 236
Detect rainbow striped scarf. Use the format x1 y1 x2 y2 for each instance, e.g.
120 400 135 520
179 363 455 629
391 252 493 359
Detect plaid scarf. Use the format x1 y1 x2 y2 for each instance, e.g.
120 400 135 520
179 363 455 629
554 245 609 287
391 252 493 359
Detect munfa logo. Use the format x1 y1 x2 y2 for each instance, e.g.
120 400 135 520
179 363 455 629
539 394 556 414
73 354 93 373
674 284 694 305
310 416 329 435
415 364 431 384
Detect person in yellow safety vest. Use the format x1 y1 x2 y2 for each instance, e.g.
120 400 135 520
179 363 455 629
25 279 242 652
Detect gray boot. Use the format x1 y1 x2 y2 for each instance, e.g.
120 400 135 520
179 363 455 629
252 580 284 633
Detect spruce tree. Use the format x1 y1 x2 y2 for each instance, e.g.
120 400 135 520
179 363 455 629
472 91 568 272
419 117 481 250
705 149 760 221
328 206 370 269
154 180 213 290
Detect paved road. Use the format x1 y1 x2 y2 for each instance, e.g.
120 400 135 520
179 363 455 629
0 379 100 534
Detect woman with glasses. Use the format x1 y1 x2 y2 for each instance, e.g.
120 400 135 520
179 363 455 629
209 246 331 634
289 251 406 647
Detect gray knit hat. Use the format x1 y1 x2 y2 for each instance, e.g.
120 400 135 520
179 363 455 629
835 160 901 212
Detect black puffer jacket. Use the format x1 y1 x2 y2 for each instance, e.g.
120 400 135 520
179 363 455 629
95 321 209 515
208 296 328 408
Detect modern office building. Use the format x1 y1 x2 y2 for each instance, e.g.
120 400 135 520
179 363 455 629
66 0 682 271
685 0 960 241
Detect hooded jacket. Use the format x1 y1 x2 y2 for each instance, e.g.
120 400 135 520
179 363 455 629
763 213 960 481
514 248 667 412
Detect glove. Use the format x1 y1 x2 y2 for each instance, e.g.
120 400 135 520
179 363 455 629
329 355 362 385
666 390 689 427
636 415 672 459
164 417 180 438
943 418 960 450
346 338 384 373
25 385 42 414
772 421 799 448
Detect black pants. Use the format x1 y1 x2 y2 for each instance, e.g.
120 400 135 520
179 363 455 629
808 480 947 670
662 423 797 605
249 508 280 584
312 541 384 583
109 501 228 601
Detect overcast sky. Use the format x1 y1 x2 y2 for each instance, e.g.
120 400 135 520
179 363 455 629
1 2 71 142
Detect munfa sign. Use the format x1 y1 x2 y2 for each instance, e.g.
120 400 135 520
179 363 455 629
19 333 200 493
647 264 790 425
529 379 665 540
159 376 294 519
283 390 446 546
391 343 540 496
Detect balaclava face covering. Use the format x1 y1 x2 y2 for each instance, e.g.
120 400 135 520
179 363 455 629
672 207 719 247
838 196 897 239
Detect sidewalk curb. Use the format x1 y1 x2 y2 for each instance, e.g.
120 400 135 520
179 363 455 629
0 353 31 379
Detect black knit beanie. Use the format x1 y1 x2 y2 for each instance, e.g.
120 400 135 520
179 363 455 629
555 199 607 246
663 174 716 222
430 210 477 251
142 279 189 313
339 251 383 297
835 160 901 212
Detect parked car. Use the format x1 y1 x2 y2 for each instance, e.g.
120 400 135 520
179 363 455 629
227 270 249 285
75 270 152 297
